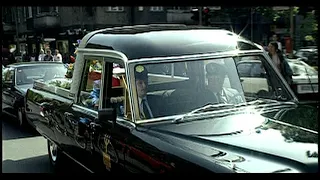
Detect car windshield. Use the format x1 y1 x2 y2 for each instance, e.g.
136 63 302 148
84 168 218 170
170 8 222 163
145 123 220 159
287 60 317 76
16 64 67 85
131 55 294 121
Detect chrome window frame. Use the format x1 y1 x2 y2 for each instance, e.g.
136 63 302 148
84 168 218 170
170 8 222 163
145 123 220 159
69 47 298 125
127 49 298 124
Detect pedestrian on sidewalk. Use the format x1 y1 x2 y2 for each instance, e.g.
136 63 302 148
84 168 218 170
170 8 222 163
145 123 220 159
268 42 293 85
271 34 282 51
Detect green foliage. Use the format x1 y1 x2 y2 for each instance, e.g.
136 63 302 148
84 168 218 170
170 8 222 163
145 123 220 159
255 7 299 22
299 11 318 42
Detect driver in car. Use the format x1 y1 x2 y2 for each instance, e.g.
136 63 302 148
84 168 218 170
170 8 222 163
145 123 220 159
205 62 245 104
135 65 161 119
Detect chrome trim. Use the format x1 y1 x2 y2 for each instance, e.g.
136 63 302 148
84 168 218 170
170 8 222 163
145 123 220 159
99 60 106 110
127 50 298 124
128 50 243 64
77 48 128 63
116 117 136 128
73 104 98 117
69 47 297 125
126 61 137 122
268 118 318 134
72 49 128 104
73 104 136 128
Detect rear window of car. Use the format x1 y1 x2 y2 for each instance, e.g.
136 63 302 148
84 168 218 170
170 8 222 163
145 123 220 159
288 61 317 76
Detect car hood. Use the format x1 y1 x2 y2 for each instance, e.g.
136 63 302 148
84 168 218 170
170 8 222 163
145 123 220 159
15 84 33 94
145 103 318 173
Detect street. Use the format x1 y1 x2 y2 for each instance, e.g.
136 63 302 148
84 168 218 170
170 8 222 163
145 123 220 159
2 115 53 173
2 115 86 173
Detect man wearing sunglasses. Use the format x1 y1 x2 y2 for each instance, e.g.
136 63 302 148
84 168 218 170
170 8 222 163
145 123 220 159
205 62 245 104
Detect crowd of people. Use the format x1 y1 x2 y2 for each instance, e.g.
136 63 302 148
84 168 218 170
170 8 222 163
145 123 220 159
1 46 77 66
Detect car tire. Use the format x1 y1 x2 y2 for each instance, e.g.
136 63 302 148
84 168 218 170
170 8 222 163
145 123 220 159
47 140 65 172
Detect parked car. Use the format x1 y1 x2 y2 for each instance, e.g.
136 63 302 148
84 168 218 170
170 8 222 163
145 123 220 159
287 59 318 101
295 48 318 67
236 58 269 97
2 62 67 127
237 58 318 102
25 25 317 173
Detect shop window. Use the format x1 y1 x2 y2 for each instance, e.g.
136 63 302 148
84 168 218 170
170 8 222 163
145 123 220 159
37 6 51 14
23 7 32 21
150 7 164 12
167 6 190 11
17 8 21 23
106 6 124 12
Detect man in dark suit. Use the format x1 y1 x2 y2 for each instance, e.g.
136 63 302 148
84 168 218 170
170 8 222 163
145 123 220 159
135 65 161 119
205 62 245 104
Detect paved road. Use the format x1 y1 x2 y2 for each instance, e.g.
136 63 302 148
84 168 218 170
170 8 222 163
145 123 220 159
2 115 86 173
2 116 53 173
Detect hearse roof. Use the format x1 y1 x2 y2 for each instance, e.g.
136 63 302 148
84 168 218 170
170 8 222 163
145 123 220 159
82 24 261 60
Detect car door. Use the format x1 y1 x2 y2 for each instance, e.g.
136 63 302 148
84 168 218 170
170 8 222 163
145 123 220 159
56 53 129 172
52 55 105 170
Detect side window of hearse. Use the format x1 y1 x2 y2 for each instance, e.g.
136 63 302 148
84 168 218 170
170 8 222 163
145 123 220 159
78 57 103 111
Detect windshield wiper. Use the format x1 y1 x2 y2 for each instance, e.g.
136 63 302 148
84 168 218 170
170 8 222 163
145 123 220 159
172 103 236 123
235 98 270 107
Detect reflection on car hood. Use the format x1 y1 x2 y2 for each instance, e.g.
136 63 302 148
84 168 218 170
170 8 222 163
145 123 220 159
15 84 33 94
146 103 318 173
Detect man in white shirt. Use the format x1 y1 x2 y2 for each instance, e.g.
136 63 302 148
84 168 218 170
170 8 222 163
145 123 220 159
205 62 245 104
53 49 63 62
38 49 45 61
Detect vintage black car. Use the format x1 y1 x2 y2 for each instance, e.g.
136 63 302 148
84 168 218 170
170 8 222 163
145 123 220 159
25 25 318 173
2 62 67 127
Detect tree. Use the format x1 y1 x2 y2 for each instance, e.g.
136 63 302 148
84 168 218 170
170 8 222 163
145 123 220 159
299 10 318 45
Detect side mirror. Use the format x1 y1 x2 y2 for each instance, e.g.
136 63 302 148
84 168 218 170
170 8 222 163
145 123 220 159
98 108 117 127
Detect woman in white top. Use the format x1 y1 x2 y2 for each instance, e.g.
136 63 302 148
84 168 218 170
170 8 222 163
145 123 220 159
53 49 63 62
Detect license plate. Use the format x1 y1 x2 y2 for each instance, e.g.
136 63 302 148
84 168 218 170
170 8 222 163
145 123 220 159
297 84 318 94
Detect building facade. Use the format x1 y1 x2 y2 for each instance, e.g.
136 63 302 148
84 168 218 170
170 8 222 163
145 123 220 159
2 6 168 61
4 6 295 61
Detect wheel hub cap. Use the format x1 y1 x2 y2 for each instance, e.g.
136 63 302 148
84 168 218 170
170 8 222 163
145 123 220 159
49 141 58 162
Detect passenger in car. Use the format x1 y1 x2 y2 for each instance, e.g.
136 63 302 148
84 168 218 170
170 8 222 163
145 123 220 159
135 65 161 119
205 63 245 104
86 79 101 110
